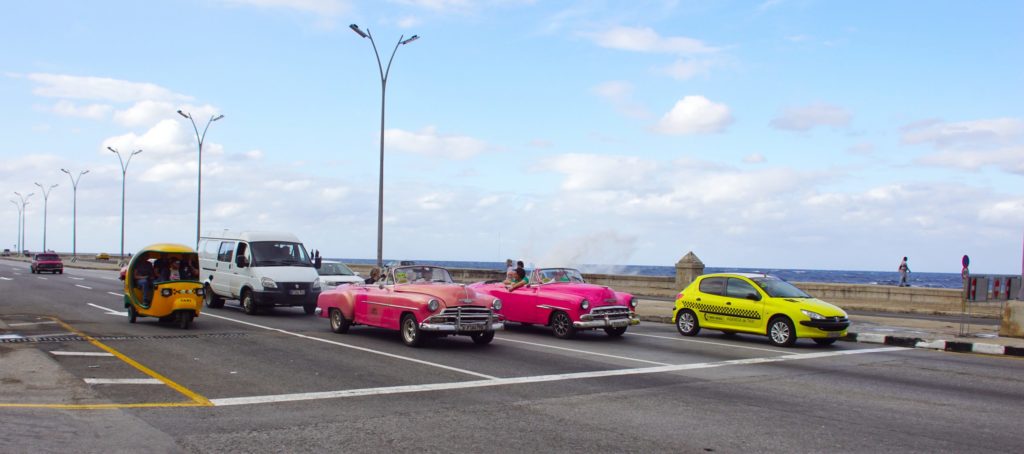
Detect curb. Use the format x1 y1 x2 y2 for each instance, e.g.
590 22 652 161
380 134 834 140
637 314 1024 357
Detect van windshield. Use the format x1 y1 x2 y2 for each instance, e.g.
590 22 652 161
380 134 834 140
249 241 312 267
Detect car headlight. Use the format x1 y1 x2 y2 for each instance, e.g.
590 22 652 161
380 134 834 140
427 299 440 312
195 287 205 296
801 309 824 320
312 278 321 290
492 298 502 311
261 277 278 289
630 297 638 308
161 288 172 297
580 299 590 310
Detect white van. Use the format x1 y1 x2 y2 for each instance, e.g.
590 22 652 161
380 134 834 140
198 230 322 315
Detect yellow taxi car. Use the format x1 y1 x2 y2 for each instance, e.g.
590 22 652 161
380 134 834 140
673 273 849 347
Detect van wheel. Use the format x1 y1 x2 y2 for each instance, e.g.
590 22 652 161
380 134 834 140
330 309 351 334
204 285 224 308
127 305 137 323
550 311 576 339
400 313 424 347
178 311 193 329
241 291 258 315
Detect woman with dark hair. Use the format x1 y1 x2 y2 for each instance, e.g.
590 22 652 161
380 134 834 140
506 267 529 291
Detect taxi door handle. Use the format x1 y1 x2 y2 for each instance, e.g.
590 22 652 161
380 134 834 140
726 302 732 305
695 297 701 301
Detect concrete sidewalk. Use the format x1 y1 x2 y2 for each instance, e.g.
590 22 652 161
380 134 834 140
635 298 1024 357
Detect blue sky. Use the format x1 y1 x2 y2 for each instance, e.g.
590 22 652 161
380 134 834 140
1 0 1022 274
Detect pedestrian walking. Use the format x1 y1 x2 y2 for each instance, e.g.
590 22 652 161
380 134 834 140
898 257 911 287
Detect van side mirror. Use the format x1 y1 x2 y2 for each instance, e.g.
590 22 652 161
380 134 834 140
236 256 249 268
314 256 322 269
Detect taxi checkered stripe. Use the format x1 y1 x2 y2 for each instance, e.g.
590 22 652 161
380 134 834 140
684 302 761 320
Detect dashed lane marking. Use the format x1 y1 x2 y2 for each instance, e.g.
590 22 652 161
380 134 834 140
0 277 12 281
88 303 125 316
36 276 47 280
210 346 906 407
108 292 123 297
8 321 58 327
50 351 115 357
494 336 672 366
68 277 85 280
75 284 93 290
84 378 164 385
627 332 795 355
200 311 498 380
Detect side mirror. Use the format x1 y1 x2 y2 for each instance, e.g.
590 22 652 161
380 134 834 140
747 292 761 301
314 256 322 269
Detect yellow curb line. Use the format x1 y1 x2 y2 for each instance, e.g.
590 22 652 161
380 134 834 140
0 316 212 410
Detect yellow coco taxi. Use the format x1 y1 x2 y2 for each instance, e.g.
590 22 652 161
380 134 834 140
673 273 849 347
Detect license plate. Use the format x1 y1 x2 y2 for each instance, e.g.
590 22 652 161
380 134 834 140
827 331 841 338
460 323 486 332
289 289 305 295
178 298 194 305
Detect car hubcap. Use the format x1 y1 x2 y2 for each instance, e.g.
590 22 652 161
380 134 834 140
331 311 341 329
771 322 790 343
678 313 694 333
403 319 416 342
553 314 568 335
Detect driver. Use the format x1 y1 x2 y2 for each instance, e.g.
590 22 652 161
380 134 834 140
414 267 433 283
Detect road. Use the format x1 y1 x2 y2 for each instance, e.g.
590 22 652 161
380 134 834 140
2 258 1023 453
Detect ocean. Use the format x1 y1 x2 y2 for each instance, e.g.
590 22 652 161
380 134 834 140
335 258 968 289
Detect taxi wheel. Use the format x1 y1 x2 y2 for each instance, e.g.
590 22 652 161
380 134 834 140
241 291 258 315
127 305 137 324
813 338 838 346
768 316 796 347
330 309 351 334
550 311 576 339
401 313 424 347
675 310 700 336
471 330 495 345
178 311 193 329
604 326 627 337
204 286 224 309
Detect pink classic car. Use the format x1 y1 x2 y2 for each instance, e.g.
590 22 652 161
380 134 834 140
469 268 639 339
315 265 504 347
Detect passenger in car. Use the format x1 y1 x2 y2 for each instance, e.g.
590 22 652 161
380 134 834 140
364 267 381 284
506 267 529 291
134 259 156 303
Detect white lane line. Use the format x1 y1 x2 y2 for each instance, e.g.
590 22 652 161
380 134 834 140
108 292 124 297
68 276 85 280
51 351 115 357
8 321 59 327
84 378 163 385
75 284 93 290
88 303 126 316
495 336 671 366
211 346 906 407
198 312 498 380
23 332 76 339
37 276 48 280
0 277 12 281
628 332 795 355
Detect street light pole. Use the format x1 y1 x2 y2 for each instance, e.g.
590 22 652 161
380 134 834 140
10 200 22 254
349 23 420 269
177 110 224 249
13 192 33 255
33 182 58 252
61 168 89 261
108 147 142 265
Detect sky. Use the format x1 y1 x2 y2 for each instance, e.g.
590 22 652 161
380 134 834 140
1 0 1022 274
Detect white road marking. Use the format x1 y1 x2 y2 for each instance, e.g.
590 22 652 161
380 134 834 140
68 276 85 280
88 303 126 316
8 321 58 327
51 351 115 357
627 332 796 354
495 336 671 366
191 311 499 380
37 276 48 280
0 277 12 281
211 346 906 407
75 284 93 290
84 378 163 385
23 332 76 339
108 292 124 297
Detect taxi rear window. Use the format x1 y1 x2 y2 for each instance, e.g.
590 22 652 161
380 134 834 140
698 277 726 295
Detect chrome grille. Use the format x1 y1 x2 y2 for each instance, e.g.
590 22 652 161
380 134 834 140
428 306 494 323
589 306 631 319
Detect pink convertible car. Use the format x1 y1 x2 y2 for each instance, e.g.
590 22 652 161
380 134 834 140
315 265 504 347
469 268 639 339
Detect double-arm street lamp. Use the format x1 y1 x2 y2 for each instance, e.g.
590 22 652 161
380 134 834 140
108 147 142 265
61 168 89 261
349 23 420 268
34 182 58 252
12 192 34 254
10 200 23 254
177 110 224 248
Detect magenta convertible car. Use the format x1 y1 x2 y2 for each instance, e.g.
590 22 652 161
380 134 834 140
469 268 638 339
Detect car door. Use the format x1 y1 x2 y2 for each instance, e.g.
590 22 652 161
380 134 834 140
723 277 766 333
495 284 541 324
694 277 730 329
212 241 235 297
228 242 252 298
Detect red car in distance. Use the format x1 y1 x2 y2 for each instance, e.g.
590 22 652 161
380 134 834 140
31 253 64 274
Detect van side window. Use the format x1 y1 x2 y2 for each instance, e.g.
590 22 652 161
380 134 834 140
217 242 235 262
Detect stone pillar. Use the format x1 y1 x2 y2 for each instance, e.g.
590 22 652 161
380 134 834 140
675 251 705 289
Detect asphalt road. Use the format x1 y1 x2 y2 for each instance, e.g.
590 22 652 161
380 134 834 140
2 258 1023 453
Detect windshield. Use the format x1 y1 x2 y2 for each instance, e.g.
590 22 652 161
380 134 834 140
533 268 585 284
390 266 453 284
318 262 355 276
752 277 811 298
249 241 312 267
36 254 60 261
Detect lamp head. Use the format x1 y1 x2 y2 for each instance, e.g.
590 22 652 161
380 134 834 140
401 35 420 45
107 146 117 153
177 110 190 119
61 168 69 174
349 24 368 38
212 114 224 121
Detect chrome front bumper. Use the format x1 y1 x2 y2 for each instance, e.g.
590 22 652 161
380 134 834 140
419 306 504 333
573 311 639 329
419 321 504 332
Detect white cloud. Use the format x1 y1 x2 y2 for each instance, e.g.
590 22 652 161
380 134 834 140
540 153 658 191
664 58 716 80
654 96 733 135
916 145 1024 174
586 26 718 55
901 118 1024 148
978 198 1024 225
51 100 113 119
23 73 192 103
113 100 176 127
396 16 421 28
103 120 192 159
770 102 851 131
218 0 349 16
743 153 766 164
592 81 650 119
392 0 472 12
385 126 488 159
